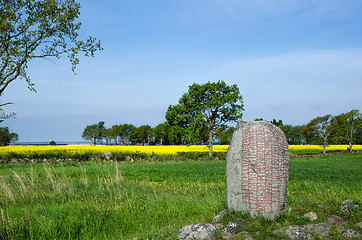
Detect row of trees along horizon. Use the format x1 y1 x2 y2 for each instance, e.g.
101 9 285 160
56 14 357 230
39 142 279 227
81 81 361 158
82 109 361 151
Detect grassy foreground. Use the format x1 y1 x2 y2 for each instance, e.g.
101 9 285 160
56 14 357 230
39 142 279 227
0 153 361 239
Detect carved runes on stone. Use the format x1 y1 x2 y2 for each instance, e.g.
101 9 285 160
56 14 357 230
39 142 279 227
226 119 289 220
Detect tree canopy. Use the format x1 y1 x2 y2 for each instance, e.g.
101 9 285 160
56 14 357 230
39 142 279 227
166 80 244 157
302 114 333 154
0 0 102 120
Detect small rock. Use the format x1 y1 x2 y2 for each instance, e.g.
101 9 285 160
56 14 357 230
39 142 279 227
274 223 331 239
317 204 325 208
287 228 314 240
304 223 331 238
324 215 345 225
303 212 318 221
233 231 254 240
335 225 347 233
341 229 361 238
341 199 359 213
103 152 112 160
222 221 248 239
177 223 217 240
212 223 226 230
11 159 18 163
212 210 227 223
354 222 362 228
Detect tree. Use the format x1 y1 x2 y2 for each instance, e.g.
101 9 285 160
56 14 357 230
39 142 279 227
215 126 235 145
96 121 106 144
109 124 122 145
82 124 98 145
120 124 136 145
166 80 244 157
103 128 113 145
0 127 17 146
9 132 18 145
329 109 361 152
153 123 169 145
302 115 333 154
0 0 102 118
280 125 305 145
132 125 152 145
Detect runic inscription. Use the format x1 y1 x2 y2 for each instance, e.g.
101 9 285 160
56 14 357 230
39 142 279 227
226 119 289 220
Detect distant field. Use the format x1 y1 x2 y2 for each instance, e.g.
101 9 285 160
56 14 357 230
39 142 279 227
0 145 361 160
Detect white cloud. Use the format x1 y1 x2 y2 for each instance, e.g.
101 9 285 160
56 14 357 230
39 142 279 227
205 48 362 125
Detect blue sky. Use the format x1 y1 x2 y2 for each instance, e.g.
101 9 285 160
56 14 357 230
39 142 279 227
2 0 362 142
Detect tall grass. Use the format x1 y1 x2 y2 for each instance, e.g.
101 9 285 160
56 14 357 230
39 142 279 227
0 153 360 239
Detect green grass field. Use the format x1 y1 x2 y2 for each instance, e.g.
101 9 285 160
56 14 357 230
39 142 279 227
0 153 360 239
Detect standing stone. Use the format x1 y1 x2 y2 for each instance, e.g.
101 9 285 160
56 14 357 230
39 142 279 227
226 119 289 220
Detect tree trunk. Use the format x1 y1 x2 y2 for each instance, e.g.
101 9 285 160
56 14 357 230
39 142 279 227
208 129 213 158
349 142 352 152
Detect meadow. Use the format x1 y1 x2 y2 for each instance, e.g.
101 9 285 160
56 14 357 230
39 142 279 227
0 152 360 239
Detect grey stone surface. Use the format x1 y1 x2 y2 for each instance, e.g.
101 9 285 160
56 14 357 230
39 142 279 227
226 119 289 220
177 223 217 240
341 199 359 213
355 222 362 228
223 231 254 240
284 227 315 240
341 229 361 238
324 215 345 225
103 152 112 160
275 223 331 239
222 221 248 236
302 212 318 221
212 210 227 223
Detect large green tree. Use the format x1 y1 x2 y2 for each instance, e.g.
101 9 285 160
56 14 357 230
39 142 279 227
0 0 102 120
132 125 152 145
215 126 235 145
120 124 136 145
280 125 305 145
329 109 361 152
152 123 170 145
166 80 244 158
0 127 17 146
81 124 98 145
302 115 333 154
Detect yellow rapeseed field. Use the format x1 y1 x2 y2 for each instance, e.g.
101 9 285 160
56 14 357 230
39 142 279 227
0 145 361 158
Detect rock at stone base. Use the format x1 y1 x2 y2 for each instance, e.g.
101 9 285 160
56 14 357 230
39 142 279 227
222 221 248 239
212 223 226 230
341 229 361 238
233 231 254 240
177 223 217 240
341 199 359 213
274 223 331 239
212 210 227 223
302 212 318 221
223 231 254 240
324 215 345 225
285 227 315 240
354 222 362 229
335 225 347 233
